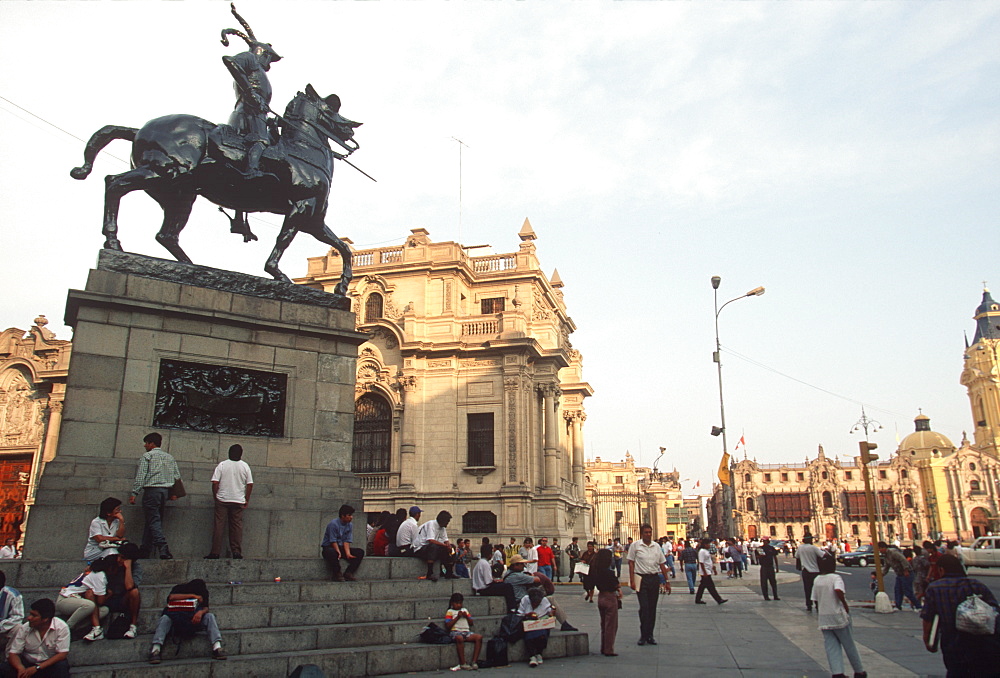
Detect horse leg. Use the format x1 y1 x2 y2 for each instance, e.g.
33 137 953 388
311 224 354 298
149 191 197 263
103 167 160 251
263 214 300 284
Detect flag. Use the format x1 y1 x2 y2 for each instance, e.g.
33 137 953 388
718 451 731 486
734 435 746 453
695 480 701 488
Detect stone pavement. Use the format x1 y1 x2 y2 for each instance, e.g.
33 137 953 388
383 572 946 677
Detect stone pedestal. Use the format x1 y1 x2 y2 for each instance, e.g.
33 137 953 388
23 251 366 560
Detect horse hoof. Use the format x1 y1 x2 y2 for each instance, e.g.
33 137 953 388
70 164 93 180
103 241 123 251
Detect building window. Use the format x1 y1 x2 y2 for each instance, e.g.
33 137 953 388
614 511 624 522
901 470 908 479
797 473 804 481
781 472 788 482
744 473 751 483
462 511 497 534
786 525 795 538
481 297 505 314
746 497 755 512
769 525 776 537
878 470 887 480
764 473 772 483
821 471 829 480
365 293 383 322
970 462 977 471
822 491 833 509
904 494 913 509
845 471 853 480
851 524 860 536
615 475 624 484
352 392 392 473
467 413 494 466
971 480 982 493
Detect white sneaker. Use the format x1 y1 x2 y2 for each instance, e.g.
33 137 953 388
529 655 539 667
536 655 543 665
83 626 104 642
124 624 137 639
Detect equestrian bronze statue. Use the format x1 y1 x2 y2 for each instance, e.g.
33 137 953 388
69 4 361 300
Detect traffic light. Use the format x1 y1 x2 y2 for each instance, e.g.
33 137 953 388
859 441 878 463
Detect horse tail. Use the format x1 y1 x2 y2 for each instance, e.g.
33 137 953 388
70 125 138 180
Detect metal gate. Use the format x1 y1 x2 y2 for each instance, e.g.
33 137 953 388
591 490 643 545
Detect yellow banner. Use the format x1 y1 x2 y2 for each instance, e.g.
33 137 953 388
717 451 731 486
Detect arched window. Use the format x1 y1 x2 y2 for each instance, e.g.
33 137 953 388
978 397 987 427
769 525 777 537
744 473 751 483
786 525 795 538
971 480 982 493
904 494 913 509
352 392 392 472
746 497 755 512
901 470 908 479
365 293 384 322
822 491 833 508
821 471 829 480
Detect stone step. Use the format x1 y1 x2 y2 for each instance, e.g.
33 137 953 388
65 607 512 667
70 631 591 677
1 556 427 588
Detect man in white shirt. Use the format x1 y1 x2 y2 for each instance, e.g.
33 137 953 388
628 524 671 646
395 506 422 555
5 598 70 677
694 538 727 605
519 538 539 574
471 544 517 611
796 535 824 612
411 510 457 581
0 539 18 560
205 445 254 560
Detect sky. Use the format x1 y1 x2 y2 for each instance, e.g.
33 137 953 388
1 2 998 494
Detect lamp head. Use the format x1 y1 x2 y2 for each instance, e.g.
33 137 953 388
746 286 765 297
711 276 721 290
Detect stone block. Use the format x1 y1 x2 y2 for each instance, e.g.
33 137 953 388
128 311 163 330
122 357 156 394
126 274 181 306
294 334 322 352
61 388 121 426
281 301 328 328
179 333 230 359
211 656 291 678
317 354 353 383
86 268 127 296
227 342 276 367
65 353 125 392
118 391 155 428
317 622 392 649
241 627 318 654
162 315 210 337
311 441 351 471
252 330 296 349
73 306 110 324
125 327 181 355
367 643 442 674
71 322 129 358
312 650 367 678
231 295 281 323
113 424 152 459
271 601 346 627
314 382 343 413
179 284 233 314
313 412 350 443
265 438 311 469
210 323 253 343
299 581 372 603
275 347 319 379
345 599 416 623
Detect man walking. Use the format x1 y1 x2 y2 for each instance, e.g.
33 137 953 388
679 539 699 594
205 444 253 560
627 523 671 646
695 538 727 605
756 537 780 600
879 541 921 611
128 432 180 560
796 535 824 612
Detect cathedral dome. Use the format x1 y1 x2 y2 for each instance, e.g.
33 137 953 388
898 413 955 458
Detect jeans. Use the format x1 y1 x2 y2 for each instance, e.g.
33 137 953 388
821 621 864 676
151 612 222 646
614 558 622 578
665 554 676 577
455 563 469 578
322 545 364 577
730 559 743 578
684 562 698 592
538 565 553 580
636 574 660 640
141 486 170 554
892 571 921 610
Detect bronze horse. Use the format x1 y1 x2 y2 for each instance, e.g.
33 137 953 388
70 84 358 297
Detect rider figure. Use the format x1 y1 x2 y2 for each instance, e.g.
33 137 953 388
221 3 281 179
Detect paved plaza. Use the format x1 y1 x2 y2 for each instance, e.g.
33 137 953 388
386 572 945 677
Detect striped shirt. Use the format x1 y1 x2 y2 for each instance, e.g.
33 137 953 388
131 448 180 496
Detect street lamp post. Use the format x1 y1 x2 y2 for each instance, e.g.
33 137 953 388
711 276 765 538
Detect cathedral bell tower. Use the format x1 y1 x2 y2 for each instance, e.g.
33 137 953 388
960 287 1000 458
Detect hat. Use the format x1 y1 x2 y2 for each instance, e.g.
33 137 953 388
508 554 527 565
409 506 422 516
802 535 814 543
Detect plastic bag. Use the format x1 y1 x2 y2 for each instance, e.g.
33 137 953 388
956 594 998 635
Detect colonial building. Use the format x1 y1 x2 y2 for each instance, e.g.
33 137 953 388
722 288 1000 543
0 316 71 546
584 452 686 543
297 222 593 540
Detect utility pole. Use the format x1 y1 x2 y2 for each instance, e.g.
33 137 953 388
860 440 892 613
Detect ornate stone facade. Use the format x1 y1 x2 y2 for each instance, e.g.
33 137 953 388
584 453 686 542
297 222 593 540
0 316 71 545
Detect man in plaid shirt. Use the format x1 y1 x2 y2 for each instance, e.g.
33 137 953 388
921 554 1000 673
128 433 181 560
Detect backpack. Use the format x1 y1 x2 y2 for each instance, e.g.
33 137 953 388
479 637 508 668
497 612 523 642
105 612 131 640
418 622 452 645
956 594 999 635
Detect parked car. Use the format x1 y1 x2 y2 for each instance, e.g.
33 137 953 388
838 544 875 567
964 536 1000 568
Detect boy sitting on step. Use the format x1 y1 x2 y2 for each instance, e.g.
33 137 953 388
444 592 481 671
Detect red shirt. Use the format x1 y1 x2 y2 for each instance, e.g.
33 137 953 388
536 545 554 567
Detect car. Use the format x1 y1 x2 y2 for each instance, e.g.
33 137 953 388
838 544 874 567
965 536 1000 568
